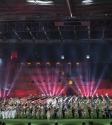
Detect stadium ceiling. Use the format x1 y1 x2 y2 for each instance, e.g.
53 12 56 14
0 0 112 43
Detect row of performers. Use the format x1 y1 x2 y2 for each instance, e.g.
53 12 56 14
0 103 112 119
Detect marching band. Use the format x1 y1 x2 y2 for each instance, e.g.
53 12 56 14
0 94 112 119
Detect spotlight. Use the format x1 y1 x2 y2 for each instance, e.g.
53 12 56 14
36 62 40 66
56 62 61 66
27 62 31 67
46 62 50 66
76 62 80 66
61 55 64 59
69 80 73 85
86 55 90 59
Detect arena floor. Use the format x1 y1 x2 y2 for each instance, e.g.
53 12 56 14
0 119 112 125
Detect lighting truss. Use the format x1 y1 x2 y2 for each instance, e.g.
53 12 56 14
26 27 35 41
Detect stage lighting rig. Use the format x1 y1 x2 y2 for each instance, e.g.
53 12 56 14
0 32 7 42
12 29 21 42
27 0 54 5
73 27 77 40
41 27 49 42
27 27 35 42
58 27 63 42
88 26 90 40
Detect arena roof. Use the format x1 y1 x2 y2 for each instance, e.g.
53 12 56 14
0 0 112 20
0 0 112 43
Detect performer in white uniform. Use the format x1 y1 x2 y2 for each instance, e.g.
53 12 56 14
1 105 5 119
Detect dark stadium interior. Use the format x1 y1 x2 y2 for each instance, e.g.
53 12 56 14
0 0 112 124
0 0 112 96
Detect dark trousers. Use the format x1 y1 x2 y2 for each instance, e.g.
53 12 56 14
62 111 65 118
102 115 105 119
88 112 91 118
72 112 74 118
97 113 99 118
106 113 109 118
79 113 82 118
110 113 112 118
54 112 57 118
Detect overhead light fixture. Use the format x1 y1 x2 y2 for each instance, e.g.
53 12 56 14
82 0 93 4
61 55 64 60
27 0 54 5
69 80 73 85
86 55 90 59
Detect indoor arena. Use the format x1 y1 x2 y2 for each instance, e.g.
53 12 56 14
0 0 112 125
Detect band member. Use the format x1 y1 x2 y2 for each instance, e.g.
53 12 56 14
78 107 82 118
32 106 36 118
62 106 66 118
1 105 5 119
72 106 75 118
40 105 44 119
102 108 105 119
109 107 112 118
5 104 9 119
75 107 78 118
50 106 54 118
96 106 100 118
81 105 86 118
91 108 94 118
17 104 21 118
20 105 24 118
58 107 62 119
35 106 39 119
105 106 109 118
47 108 50 122
12 105 17 119
88 106 91 118
26 106 30 118
65 106 69 118
44 106 48 118
53 107 57 118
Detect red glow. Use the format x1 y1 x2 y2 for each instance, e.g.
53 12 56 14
11 51 18 59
